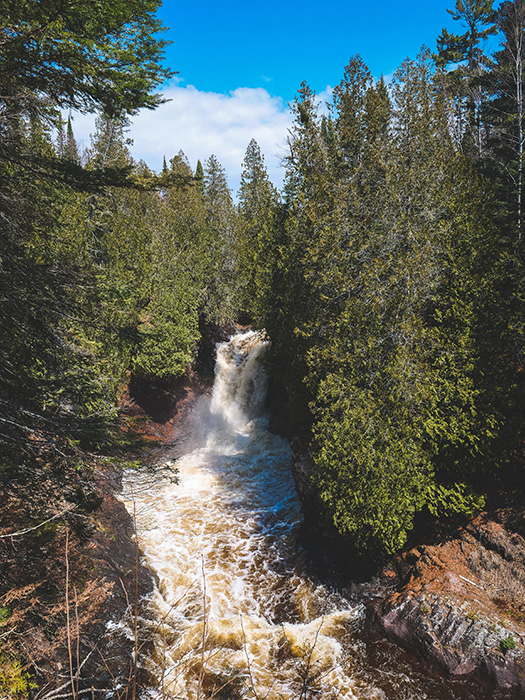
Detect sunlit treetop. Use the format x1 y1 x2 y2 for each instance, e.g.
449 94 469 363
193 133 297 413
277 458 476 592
0 0 174 117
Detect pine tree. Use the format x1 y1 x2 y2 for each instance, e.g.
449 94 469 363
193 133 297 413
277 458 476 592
436 0 496 157
0 0 173 121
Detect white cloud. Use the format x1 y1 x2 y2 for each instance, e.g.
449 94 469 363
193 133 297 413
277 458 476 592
317 86 334 116
70 85 294 195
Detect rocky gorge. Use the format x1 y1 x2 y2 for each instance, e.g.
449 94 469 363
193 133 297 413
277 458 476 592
1 329 524 699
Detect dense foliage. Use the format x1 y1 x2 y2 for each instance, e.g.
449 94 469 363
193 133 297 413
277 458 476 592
256 5 525 553
1 0 524 561
0 0 241 471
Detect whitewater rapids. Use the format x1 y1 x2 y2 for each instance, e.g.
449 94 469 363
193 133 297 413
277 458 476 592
119 331 475 700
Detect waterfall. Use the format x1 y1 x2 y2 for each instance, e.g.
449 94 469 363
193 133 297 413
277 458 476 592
210 330 269 431
119 331 459 699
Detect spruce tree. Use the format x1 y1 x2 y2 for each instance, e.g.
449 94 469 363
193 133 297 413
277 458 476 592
201 155 239 320
194 159 205 191
64 115 80 163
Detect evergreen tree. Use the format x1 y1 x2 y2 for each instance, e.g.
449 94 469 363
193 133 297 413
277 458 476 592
195 159 205 191
55 114 66 157
436 0 496 156
0 0 172 121
267 53 517 553
480 1 525 461
201 155 239 320
64 115 80 163
311 53 491 552
332 55 373 175
264 82 334 428
0 114 122 464
132 152 206 379
57 117 150 386
437 0 496 71
237 139 279 319
485 0 525 241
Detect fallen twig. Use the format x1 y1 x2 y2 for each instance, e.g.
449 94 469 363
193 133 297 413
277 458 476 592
458 574 483 589
0 505 75 539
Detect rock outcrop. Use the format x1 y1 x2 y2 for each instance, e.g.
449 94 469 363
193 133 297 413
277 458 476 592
372 512 525 693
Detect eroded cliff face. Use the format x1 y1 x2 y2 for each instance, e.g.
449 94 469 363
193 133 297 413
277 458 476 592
290 445 525 694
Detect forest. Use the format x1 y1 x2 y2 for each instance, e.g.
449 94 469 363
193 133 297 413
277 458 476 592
2 0 525 546
1 0 525 692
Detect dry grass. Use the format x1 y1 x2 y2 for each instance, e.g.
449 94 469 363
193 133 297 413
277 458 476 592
466 526 525 624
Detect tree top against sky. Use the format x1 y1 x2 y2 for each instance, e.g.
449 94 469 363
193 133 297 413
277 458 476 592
0 0 173 116
156 0 486 101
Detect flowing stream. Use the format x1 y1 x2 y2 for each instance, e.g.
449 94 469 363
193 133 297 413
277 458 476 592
120 331 480 700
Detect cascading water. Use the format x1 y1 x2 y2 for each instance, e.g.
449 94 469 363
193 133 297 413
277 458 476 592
120 331 479 700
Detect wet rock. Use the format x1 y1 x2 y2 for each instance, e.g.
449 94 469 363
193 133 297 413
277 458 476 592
375 591 525 690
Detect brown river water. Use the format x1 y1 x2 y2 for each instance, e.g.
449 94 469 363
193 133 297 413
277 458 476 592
119 331 500 700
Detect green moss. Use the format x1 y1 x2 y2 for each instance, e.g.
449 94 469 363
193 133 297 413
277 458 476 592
500 636 516 653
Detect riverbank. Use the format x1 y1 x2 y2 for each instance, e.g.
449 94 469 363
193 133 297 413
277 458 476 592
291 442 525 697
371 508 525 694
0 456 155 697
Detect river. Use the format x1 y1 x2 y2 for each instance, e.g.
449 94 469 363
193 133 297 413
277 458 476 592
120 330 487 700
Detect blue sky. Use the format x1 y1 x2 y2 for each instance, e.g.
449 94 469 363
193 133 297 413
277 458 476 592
157 0 457 103
72 0 469 193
